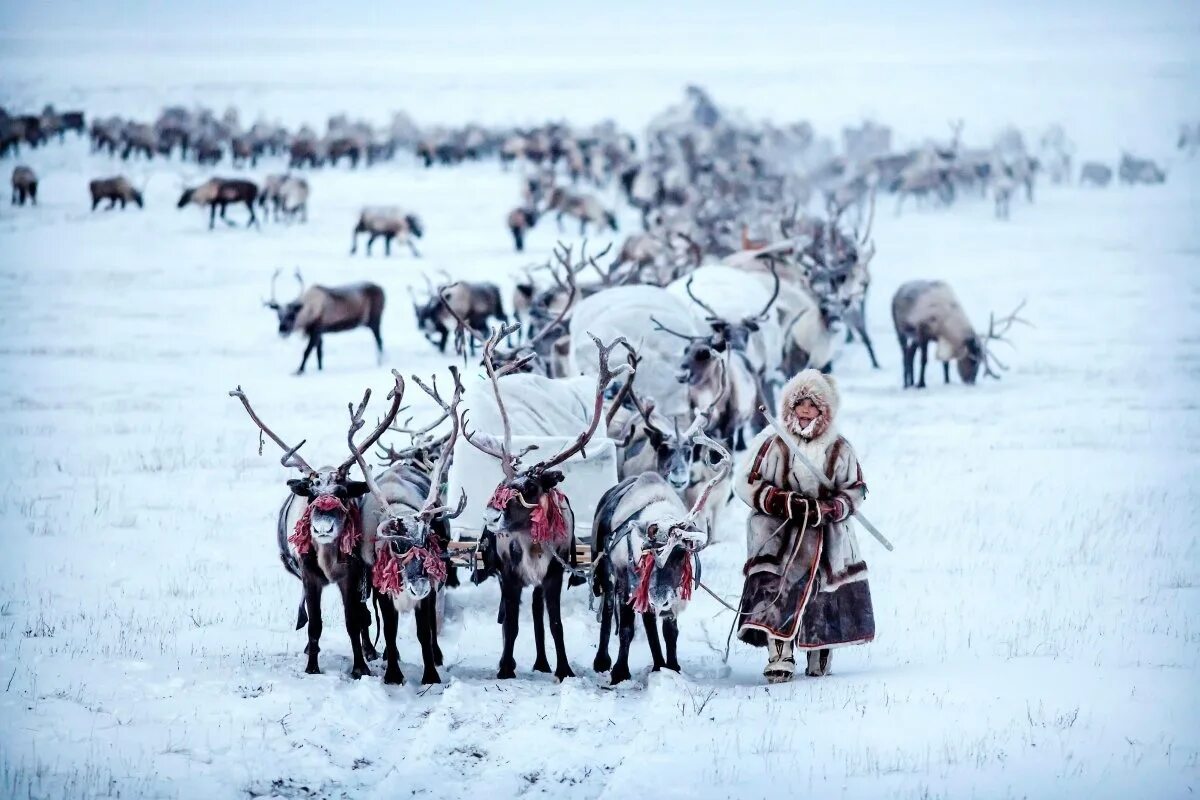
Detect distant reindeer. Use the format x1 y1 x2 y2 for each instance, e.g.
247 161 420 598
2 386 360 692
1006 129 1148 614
89 176 143 210
350 207 423 257
507 207 538 252
10 166 36 206
264 268 386 375
177 177 259 229
410 277 507 354
228 375 405 678
1118 153 1166 185
591 430 729 683
544 187 618 235
1078 162 1113 187
891 280 1028 388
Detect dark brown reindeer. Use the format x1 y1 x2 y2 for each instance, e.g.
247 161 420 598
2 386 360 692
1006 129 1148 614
352 368 466 685
891 280 1029 388
264 268 385 375
410 276 507 355
177 177 259 229
89 176 143 210
466 325 628 680
11 166 37 206
229 373 405 678
591 429 730 684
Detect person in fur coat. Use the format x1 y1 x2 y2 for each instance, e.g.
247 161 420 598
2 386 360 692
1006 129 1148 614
733 368 874 683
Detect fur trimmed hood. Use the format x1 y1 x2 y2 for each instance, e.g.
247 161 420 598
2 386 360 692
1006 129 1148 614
779 369 840 442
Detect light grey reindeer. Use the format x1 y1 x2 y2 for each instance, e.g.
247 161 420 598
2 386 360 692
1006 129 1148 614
891 279 1028 388
590 429 731 684
352 367 467 685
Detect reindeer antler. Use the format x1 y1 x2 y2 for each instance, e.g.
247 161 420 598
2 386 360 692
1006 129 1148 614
228 386 316 474
411 367 467 520
981 299 1031 380
530 334 629 473
750 259 782 322
685 429 732 526
340 370 406 473
684 276 721 321
462 323 521 480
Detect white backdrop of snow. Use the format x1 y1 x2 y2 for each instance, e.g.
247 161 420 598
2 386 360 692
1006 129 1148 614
0 4 1198 799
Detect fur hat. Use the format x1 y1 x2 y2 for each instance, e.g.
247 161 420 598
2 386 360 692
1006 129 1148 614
779 369 840 440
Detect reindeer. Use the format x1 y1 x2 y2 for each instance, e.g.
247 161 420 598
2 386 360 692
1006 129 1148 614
591 430 730 683
410 277 507 354
350 207 423 257
120 123 156 161
892 280 1028 388
270 176 309 223
177 178 259 229
264 268 386 375
88 176 143 210
507 207 538 252
10 166 36 206
353 369 466 685
228 374 405 678
1118 153 1166 185
465 326 628 680
544 187 618 235
1079 162 1113 187
654 267 781 449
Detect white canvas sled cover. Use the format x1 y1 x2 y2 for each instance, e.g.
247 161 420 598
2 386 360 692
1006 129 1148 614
448 372 617 541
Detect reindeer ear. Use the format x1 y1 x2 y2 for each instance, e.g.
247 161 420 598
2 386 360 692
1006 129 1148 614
645 425 665 448
345 481 370 499
743 319 760 332
539 471 566 490
287 479 312 497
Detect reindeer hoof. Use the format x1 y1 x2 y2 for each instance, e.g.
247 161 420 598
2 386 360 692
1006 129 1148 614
532 658 552 674
305 663 321 675
350 664 372 680
496 667 516 680
421 670 442 685
665 662 682 673
610 666 631 685
555 665 575 681
383 669 405 685
593 654 612 673
363 646 380 662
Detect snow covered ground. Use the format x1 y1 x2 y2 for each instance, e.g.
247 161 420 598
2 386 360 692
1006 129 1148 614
1 4 1198 798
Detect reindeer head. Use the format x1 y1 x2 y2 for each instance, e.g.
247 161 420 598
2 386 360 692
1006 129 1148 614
264 267 306 337
354 369 465 601
466 326 627 544
229 371 406 555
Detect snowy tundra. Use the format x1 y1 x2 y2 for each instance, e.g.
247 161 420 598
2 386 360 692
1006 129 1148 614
0 4 1198 799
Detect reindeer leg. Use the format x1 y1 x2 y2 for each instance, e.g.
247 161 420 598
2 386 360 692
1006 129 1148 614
859 324 880 369
302 575 323 674
917 341 930 388
208 203 217 230
384 234 393 257
379 594 404 685
530 586 551 673
610 602 636 685
642 612 666 671
350 229 359 255
315 334 324 371
497 574 521 679
366 233 377 256
359 600 377 661
594 589 614 673
297 335 315 375
545 559 574 680
899 336 913 388
943 361 951 384
339 578 371 679
662 616 681 672
415 595 441 684
246 199 259 228
407 238 421 258
370 322 384 364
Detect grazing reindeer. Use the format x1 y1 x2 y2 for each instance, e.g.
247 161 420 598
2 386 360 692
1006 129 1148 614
591 431 730 683
1079 162 1113 187
89 176 143 210
410 277 507 354
507 207 539 252
177 177 259 229
892 280 1028 388
350 207 424 257
264 268 386 375
465 326 628 680
353 369 466 685
10 166 36 206
228 374 405 678
545 187 618 235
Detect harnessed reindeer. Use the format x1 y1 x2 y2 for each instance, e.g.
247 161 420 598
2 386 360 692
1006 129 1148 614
591 428 731 684
228 372 405 678
653 266 780 450
352 368 466 685
465 325 628 680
